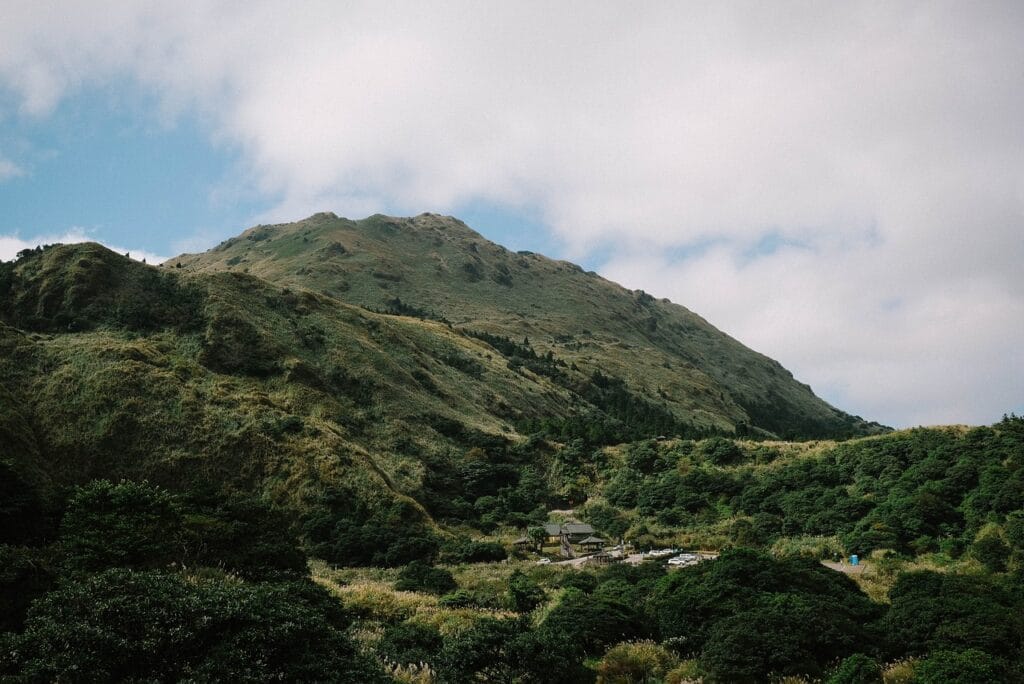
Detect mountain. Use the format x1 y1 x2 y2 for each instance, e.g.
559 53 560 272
0 216 883 558
173 212 884 440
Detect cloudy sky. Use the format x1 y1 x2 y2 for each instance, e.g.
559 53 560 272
1 1 1021 427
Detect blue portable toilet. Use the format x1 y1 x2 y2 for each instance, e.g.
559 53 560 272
850 554 859 566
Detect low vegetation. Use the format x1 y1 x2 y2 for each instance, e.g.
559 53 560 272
1 232 1021 680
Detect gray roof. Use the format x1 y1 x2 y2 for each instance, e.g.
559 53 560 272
543 522 597 536
578 536 605 545
513 536 531 545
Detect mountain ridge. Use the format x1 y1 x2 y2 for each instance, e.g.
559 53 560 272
172 212 887 439
0 219 884 563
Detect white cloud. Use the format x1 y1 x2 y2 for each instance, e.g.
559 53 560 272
0 1 1022 426
0 229 168 265
0 157 24 181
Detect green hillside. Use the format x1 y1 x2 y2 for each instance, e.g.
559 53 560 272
0 224 887 558
2 238 1023 682
0 242 594 550
173 212 886 440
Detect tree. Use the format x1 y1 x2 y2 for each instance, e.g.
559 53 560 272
436 617 524 682
0 545 54 632
528 526 548 551
913 649 1007 684
972 527 1010 572
699 437 744 466
539 588 647 657
59 480 181 571
3 570 386 682
394 560 457 595
507 570 545 613
376 621 444 666
582 503 629 541
652 549 884 678
826 653 882 684
884 571 1023 658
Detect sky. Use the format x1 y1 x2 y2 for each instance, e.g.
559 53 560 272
1 2 1021 428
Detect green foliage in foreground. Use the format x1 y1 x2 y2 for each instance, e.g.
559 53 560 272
4 473 1024 682
826 653 883 684
394 560 457 594
0 480 387 682
654 548 885 681
3 570 385 683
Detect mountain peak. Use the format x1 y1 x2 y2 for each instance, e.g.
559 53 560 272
174 213 886 439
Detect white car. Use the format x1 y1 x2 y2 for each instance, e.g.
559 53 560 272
668 555 696 566
535 557 552 565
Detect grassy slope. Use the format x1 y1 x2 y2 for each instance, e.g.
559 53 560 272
0 243 578 521
173 212 886 438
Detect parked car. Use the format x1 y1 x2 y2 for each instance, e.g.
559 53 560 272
535 557 552 565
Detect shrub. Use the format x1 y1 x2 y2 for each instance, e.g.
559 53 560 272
653 549 884 680
2 570 386 682
0 461 51 545
971 527 1010 572
303 488 439 567
199 309 280 376
507 569 545 612
59 480 181 571
826 653 882 684
596 640 680 684
439 537 507 564
0 545 55 632
698 437 744 466
539 588 647 657
913 649 1006 684
884 571 1022 659
394 561 457 595
437 589 474 608
377 621 444 666
435 617 524 682
179 491 307 580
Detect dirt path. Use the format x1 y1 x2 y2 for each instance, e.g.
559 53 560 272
821 560 866 575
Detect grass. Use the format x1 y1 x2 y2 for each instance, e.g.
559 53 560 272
311 560 519 635
173 212 887 440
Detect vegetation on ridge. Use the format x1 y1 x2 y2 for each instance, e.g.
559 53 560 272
3 227 1021 681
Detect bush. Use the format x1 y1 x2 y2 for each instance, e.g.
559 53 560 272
435 617 524 682
439 537 507 564
698 437 744 466
436 589 483 610
2 570 386 682
884 571 1023 659
972 527 1010 572
581 502 629 540
596 640 680 684
539 588 647 658
394 561 457 595
0 545 55 632
303 488 439 567
653 549 884 680
913 649 1007 684
508 569 545 612
199 309 280 376
179 491 307 580
377 621 443 666
0 461 51 545
59 480 181 571
826 653 882 684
